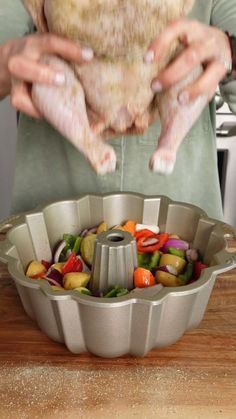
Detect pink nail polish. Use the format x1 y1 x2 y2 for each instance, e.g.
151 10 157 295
81 47 94 61
54 73 66 86
152 80 162 92
144 50 154 63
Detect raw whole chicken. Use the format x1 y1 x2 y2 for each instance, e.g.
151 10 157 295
22 0 205 175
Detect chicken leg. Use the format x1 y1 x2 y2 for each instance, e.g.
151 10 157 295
150 67 207 175
32 55 117 174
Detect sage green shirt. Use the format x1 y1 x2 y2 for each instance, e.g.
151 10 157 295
1 0 236 219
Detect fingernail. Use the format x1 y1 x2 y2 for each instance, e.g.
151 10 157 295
144 50 154 63
81 47 94 61
152 80 162 92
178 91 189 106
54 73 66 86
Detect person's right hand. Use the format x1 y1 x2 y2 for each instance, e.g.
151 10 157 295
2 33 94 118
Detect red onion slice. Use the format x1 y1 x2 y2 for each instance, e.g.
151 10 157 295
80 226 98 237
186 248 199 262
162 238 189 253
77 255 91 273
46 268 63 286
87 226 98 234
46 277 63 288
80 228 88 237
53 240 67 263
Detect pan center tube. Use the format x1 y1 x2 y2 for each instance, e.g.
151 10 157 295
90 229 138 294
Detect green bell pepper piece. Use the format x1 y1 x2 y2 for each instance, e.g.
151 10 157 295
104 286 129 298
168 247 185 259
63 234 76 249
138 253 151 269
59 244 70 262
73 236 83 254
116 288 129 297
138 251 161 270
149 251 161 269
104 286 120 298
178 263 194 284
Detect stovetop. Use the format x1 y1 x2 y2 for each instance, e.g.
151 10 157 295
216 94 236 137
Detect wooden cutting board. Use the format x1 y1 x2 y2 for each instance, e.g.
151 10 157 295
0 232 236 419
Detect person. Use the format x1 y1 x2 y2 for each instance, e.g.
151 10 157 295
0 0 235 220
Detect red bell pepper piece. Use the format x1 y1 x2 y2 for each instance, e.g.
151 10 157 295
41 260 51 270
62 252 83 274
194 261 208 279
30 271 46 280
137 232 169 254
135 229 156 240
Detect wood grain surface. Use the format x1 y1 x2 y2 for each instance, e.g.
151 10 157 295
0 232 236 419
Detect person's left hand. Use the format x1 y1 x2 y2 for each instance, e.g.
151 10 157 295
144 19 232 105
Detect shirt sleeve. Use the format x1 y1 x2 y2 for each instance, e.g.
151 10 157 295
211 0 236 113
0 0 34 45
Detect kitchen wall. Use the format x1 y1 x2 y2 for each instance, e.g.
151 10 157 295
0 98 17 221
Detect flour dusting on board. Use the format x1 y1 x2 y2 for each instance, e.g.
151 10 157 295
0 363 233 419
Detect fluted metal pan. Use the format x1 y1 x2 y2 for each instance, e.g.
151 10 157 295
0 193 235 357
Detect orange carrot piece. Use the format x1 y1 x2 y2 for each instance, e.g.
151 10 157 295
123 220 136 236
134 267 156 288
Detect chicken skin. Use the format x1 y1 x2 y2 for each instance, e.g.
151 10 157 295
22 0 206 175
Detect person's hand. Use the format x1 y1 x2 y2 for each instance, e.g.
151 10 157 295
144 19 232 105
2 33 93 118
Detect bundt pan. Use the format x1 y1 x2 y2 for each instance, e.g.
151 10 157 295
0 193 236 358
